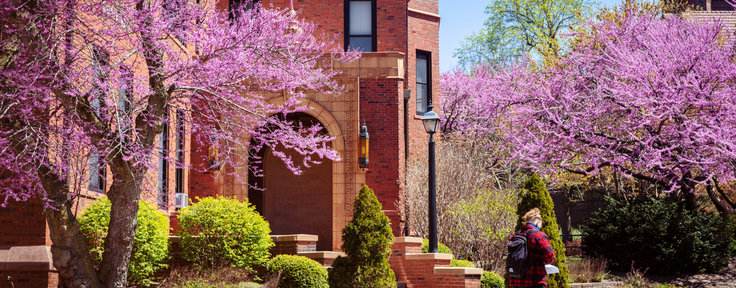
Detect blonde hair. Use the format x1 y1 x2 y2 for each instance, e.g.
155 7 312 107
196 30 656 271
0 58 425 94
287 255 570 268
523 208 542 224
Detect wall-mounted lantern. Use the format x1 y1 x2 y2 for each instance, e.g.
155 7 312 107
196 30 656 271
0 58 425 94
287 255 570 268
208 135 220 171
359 121 369 169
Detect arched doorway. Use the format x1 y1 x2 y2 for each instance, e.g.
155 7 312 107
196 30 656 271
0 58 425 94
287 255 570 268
249 113 334 251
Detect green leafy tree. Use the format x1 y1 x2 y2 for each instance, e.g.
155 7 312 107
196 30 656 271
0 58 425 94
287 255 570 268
78 197 169 286
177 196 273 273
454 0 596 69
328 185 396 288
509 174 569 288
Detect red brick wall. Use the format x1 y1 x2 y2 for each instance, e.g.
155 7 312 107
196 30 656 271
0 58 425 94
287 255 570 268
359 78 404 209
0 199 49 246
407 1 440 160
187 140 218 201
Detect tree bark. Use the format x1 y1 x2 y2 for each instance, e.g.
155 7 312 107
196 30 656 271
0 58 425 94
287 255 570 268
97 163 143 287
39 167 103 288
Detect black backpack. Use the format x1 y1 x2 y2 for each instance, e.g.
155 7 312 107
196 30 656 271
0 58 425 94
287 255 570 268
506 229 534 278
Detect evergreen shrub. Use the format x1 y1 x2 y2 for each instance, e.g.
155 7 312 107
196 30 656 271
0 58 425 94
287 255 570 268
727 214 736 257
177 196 273 273
266 255 328 288
508 174 569 288
482 271 504 288
328 184 396 288
79 197 169 286
581 195 731 275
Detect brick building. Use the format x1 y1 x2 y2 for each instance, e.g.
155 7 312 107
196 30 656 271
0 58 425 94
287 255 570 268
1 0 440 286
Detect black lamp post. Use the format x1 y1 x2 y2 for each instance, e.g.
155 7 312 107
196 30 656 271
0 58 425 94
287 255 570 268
421 102 440 253
359 121 369 169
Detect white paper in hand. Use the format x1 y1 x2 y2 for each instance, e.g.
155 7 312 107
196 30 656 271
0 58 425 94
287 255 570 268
545 264 560 274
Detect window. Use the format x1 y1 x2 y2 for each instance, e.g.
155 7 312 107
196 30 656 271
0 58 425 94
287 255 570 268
118 71 132 143
345 0 376 52
229 0 260 22
89 149 106 192
175 110 185 195
416 51 431 115
158 109 169 209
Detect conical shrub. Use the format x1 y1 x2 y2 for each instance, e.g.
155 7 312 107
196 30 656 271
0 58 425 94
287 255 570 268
507 174 569 288
328 184 396 288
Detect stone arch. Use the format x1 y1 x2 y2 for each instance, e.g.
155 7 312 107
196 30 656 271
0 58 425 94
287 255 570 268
251 98 346 252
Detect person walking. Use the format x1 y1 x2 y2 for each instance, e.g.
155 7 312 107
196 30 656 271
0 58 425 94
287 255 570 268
510 208 555 288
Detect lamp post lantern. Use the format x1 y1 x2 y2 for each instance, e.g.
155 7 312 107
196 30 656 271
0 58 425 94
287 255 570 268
421 102 440 253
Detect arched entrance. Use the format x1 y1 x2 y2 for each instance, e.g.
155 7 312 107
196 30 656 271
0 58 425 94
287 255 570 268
249 113 334 251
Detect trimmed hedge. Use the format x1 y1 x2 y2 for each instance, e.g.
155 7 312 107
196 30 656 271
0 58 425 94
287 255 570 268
177 196 273 273
78 197 169 286
582 195 731 275
328 184 396 288
266 255 328 288
421 238 453 255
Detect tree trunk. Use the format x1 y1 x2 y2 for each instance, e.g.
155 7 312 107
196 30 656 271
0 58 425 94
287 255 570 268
97 163 144 287
39 167 103 288
681 172 698 211
705 181 729 214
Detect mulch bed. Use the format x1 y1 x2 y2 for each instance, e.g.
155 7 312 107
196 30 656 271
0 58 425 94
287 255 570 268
606 257 736 288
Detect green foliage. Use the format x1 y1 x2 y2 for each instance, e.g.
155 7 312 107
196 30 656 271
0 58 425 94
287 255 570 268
513 174 569 288
581 195 731 275
328 185 396 288
726 214 736 257
451 259 476 268
482 271 504 288
78 197 169 286
454 0 596 69
266 255 327 288
177 196 273 273
421 238 453 255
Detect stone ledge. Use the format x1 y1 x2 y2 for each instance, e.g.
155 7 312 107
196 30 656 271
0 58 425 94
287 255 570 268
405 253 453 261
297 251 345 259
569 282 623 287
0 246 55 271
433 267 483 275
273 234 319 242
393 237 423 244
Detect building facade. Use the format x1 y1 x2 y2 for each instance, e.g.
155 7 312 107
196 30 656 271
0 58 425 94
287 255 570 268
1 0 439 286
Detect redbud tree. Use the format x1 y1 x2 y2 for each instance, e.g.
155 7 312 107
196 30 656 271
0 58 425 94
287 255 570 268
441 9 736 214
0 0 356 287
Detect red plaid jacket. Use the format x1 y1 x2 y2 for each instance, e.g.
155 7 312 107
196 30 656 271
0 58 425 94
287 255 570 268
509 224 555 287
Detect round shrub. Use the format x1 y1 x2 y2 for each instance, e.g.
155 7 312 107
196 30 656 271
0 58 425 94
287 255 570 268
328 185 396 288
421 238 453 255
581 195 731 275
79 197 169 286
451 259 475 268
482 271 504 288
177 196 273 273
266 255 328 288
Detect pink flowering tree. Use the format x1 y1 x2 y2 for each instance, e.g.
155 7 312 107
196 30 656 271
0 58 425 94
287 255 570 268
442 10 736 214
0 0 356 287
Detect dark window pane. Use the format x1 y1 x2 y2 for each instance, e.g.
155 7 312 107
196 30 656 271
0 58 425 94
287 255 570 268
349 37 373 52
416 84 427 115
416 57 428 84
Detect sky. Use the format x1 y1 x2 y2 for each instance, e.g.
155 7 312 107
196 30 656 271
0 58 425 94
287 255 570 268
438 0 626 73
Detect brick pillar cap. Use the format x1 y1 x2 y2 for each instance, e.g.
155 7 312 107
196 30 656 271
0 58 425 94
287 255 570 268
405 253 453 260
297 251 345 259
393 237 423 244
1 246 56 271
273 234 319 242
433 267 483 275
